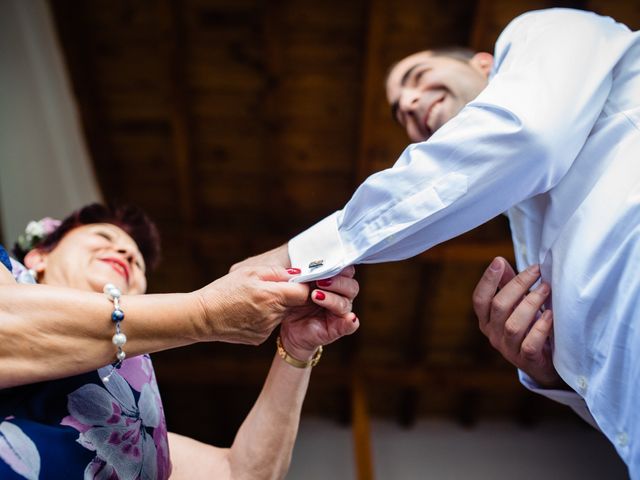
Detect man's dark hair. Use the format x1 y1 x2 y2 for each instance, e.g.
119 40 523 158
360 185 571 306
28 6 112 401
13 203 161 270
385 46 477 85
429 46 476 62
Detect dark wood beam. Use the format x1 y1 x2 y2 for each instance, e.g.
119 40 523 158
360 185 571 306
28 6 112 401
167 0 196 226
355 0 386 184
257 0 290 234
352 374 375 480
418 240 515 264
470 0 491 51
398 263 442 427
48 0 111 197
155 357 526 393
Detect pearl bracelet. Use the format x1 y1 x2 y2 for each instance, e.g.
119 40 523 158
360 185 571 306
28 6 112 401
101 283 127 383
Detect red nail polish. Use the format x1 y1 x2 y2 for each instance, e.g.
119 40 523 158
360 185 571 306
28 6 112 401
287 268 301 275
317 279 332 287
314 291 326 301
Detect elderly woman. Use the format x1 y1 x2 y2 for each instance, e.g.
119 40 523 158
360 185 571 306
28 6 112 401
0 203 359 479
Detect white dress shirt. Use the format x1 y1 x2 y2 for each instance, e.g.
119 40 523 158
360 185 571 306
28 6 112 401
288 8 640 476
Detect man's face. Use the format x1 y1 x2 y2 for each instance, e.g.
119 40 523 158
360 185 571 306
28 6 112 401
386 51 493 142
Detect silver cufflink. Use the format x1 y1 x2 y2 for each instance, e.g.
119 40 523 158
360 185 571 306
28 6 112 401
308 260 324 270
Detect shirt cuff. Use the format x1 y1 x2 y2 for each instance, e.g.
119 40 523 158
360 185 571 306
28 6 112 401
288 212 347 283
518 369 600 430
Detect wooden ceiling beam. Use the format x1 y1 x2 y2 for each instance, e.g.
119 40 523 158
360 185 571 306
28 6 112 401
352 374 375 480
397 263 442 427
348 1 386 475
418 240 515 263
48 0 113 196
470 0 491 51
155 358 525 392
167 0 196 227
355 0 386 184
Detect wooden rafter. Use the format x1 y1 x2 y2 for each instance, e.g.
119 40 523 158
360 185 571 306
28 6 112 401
167 0 196 226
348 0 388 475
48 0 113 196
355 0 386 184
351 374 375 480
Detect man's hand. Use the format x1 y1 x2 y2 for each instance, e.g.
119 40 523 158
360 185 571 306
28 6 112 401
280 266 359 360
472 257 565 389
230 244 291 272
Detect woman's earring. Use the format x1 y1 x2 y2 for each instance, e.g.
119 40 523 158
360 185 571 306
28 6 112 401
17 268 38 283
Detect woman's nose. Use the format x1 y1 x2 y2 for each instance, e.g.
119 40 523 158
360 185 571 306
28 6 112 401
116 246 135 264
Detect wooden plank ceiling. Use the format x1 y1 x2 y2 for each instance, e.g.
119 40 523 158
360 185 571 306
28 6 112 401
49 0 640 461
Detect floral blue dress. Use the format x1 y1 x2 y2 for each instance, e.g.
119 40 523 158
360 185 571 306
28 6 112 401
0 244 11 273
0 259 171 479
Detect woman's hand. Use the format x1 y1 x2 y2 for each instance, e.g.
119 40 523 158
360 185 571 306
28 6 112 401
279 266 360 360
194 265 310 345
472 257 564 389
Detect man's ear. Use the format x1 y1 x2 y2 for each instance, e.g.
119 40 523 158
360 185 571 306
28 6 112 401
24 249 48 275
470 52 494 78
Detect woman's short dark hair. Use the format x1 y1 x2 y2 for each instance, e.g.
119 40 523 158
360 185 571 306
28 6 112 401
13 203 161 270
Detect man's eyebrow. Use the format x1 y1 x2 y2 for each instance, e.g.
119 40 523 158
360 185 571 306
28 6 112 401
400 62 427 86
390 62 429 123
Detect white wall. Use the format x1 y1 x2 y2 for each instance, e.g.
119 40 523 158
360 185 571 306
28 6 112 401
0 0 101 245
289 418 628 479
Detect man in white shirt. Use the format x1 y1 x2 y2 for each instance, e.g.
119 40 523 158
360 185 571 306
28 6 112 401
235 8 640 475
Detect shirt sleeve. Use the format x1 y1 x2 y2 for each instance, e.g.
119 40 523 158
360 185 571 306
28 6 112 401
289 9 632 281
518 369 600 430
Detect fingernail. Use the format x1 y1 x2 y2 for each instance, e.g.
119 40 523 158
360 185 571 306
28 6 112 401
527 264 540 274
314 291 326 301
489 258 502 271
287 268 301 275
317 279 332 287
537 283 549 294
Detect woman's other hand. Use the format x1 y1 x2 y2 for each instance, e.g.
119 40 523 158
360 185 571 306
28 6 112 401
279 266 360 360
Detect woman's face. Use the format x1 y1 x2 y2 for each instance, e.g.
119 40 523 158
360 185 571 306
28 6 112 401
27 223 147 295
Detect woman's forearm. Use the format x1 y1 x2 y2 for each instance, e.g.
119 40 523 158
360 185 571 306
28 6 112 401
0 265 312 389
0 284 203 388
167 352 313 480
228 352 313 480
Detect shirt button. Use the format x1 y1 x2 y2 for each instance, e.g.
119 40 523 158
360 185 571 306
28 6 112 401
576 376 588 391
520 243 527 256
616 432 629 448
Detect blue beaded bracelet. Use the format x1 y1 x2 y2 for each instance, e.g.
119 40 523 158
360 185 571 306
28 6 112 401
101 283 127 383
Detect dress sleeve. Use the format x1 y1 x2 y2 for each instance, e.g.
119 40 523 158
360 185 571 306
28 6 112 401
288 9 632 282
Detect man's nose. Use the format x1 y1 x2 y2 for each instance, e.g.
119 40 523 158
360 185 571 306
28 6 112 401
398 87 421 113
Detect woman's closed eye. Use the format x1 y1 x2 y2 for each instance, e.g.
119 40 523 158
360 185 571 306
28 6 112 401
96 230 113 242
